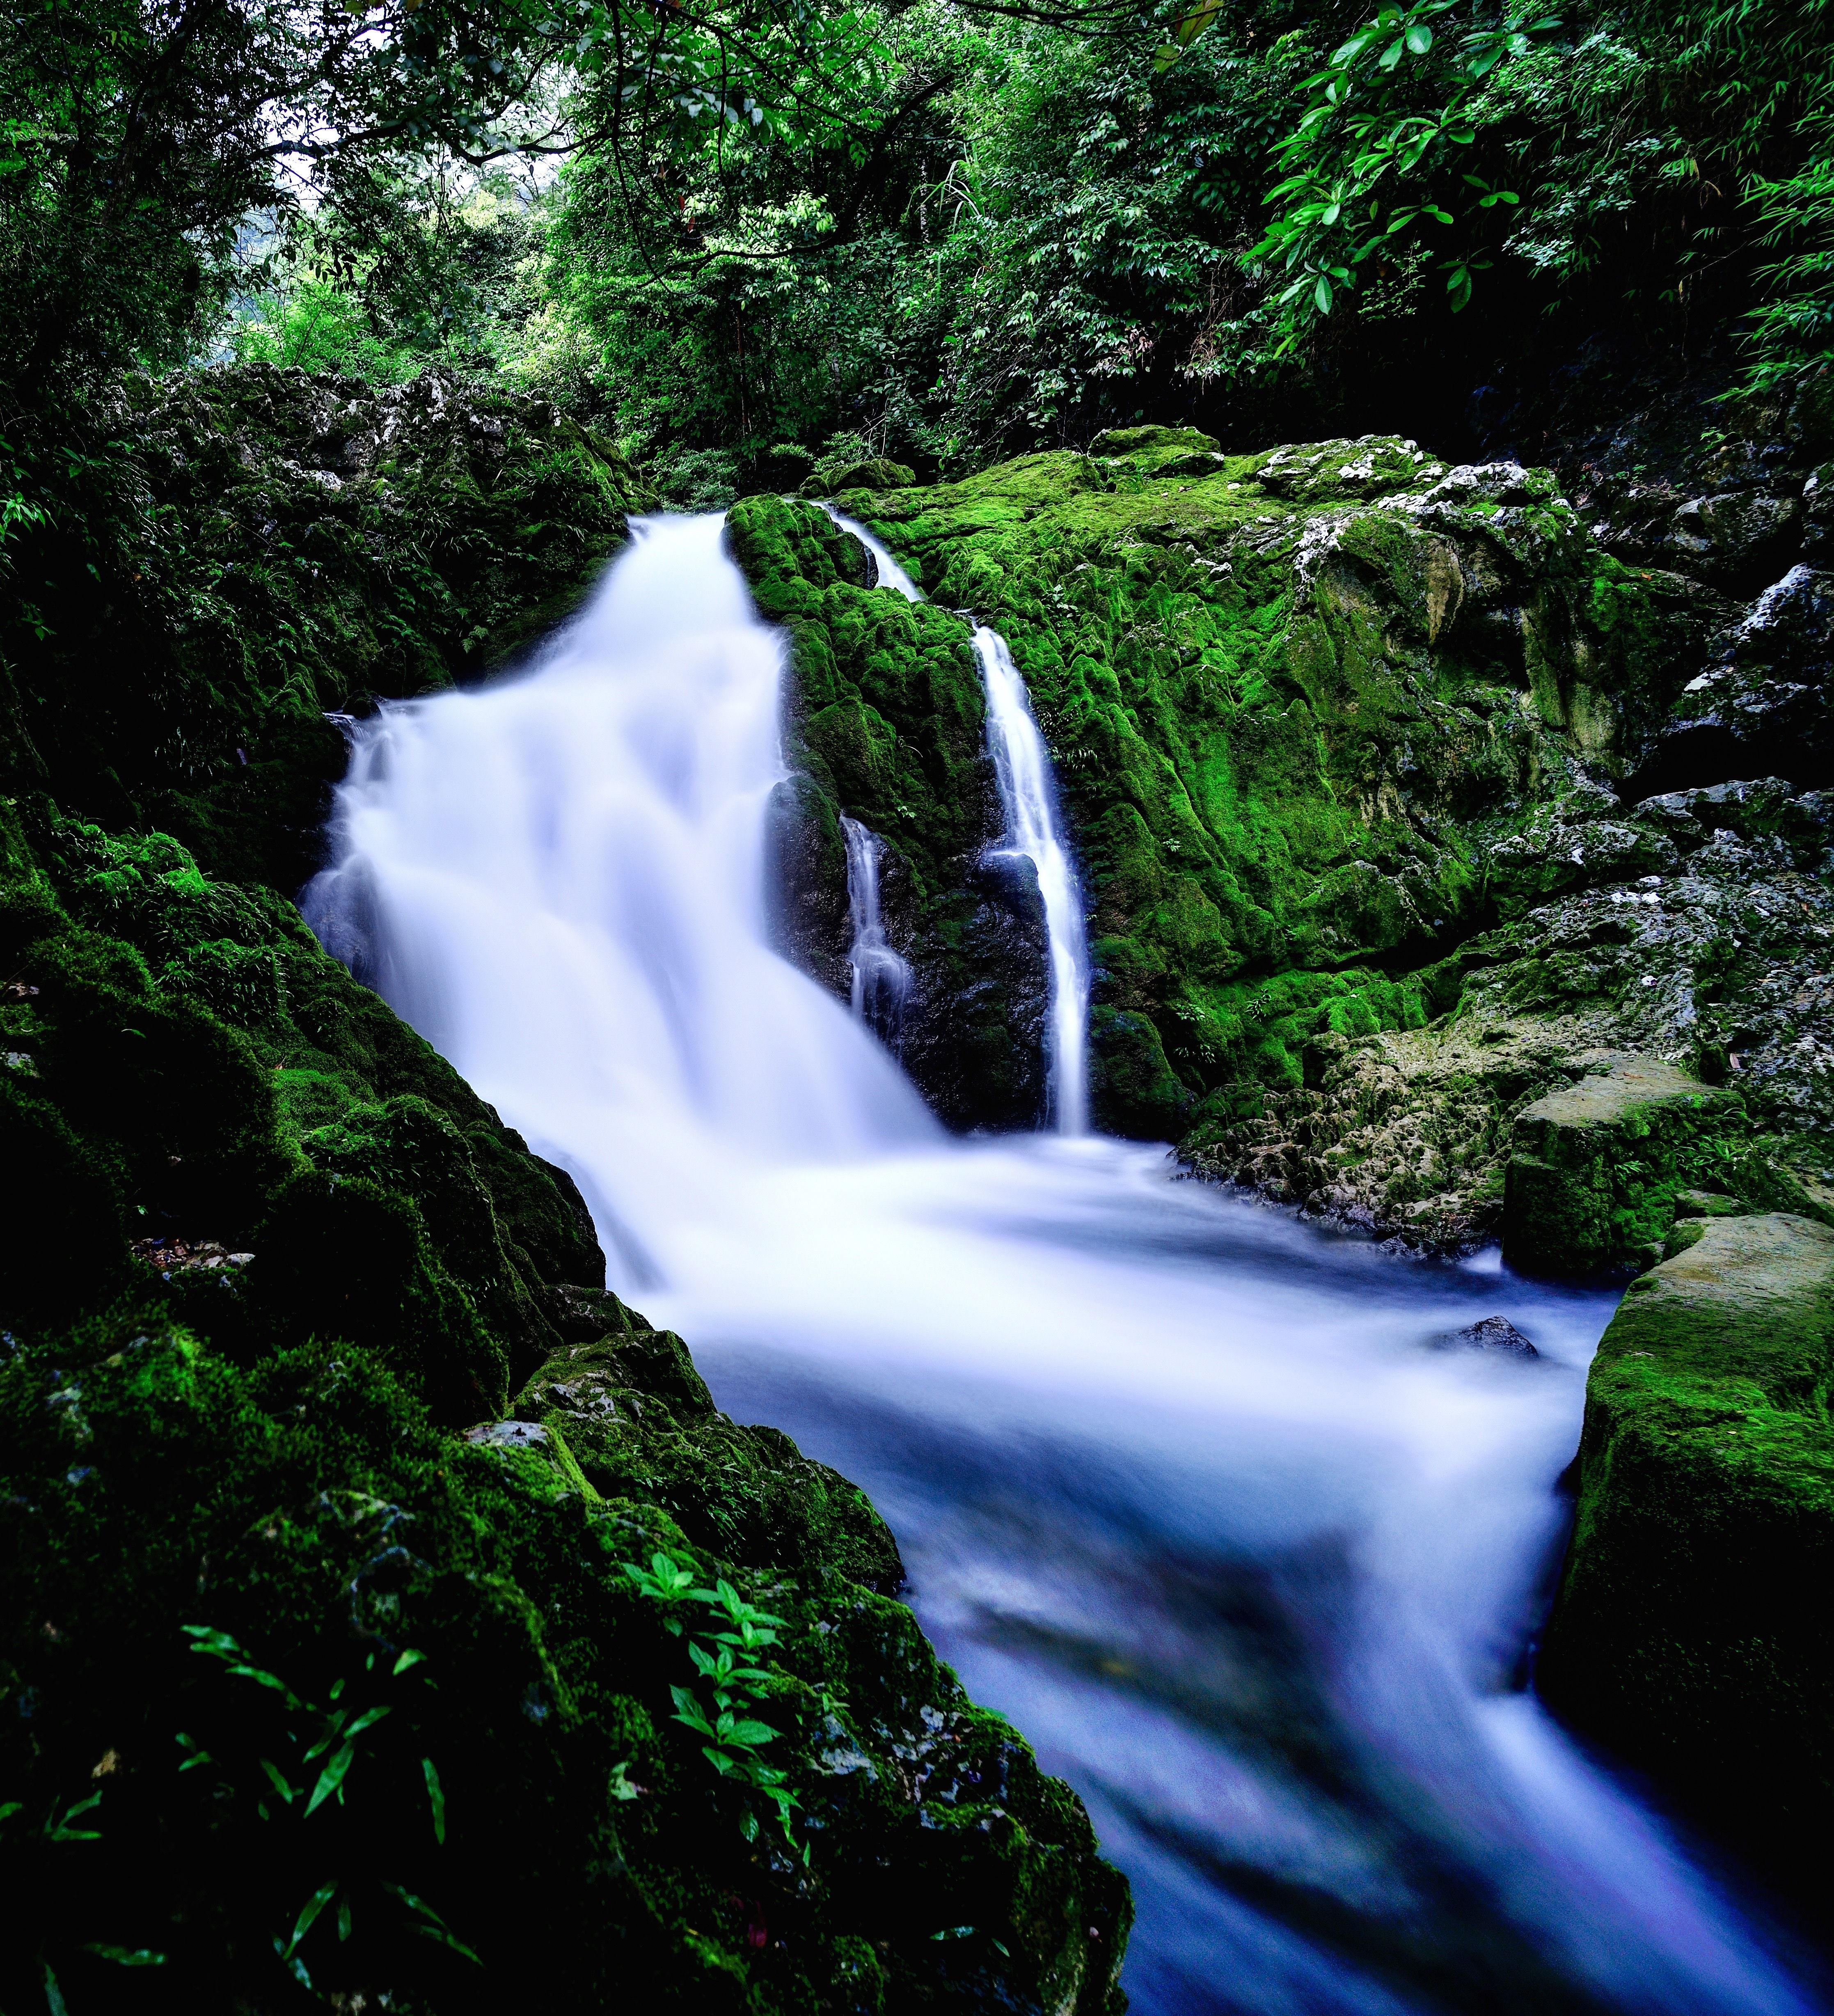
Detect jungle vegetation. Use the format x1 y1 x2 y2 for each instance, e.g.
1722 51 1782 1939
2 0 1833 513
0 0 1830 508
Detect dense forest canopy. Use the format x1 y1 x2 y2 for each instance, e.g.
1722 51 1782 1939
3 0 1832 500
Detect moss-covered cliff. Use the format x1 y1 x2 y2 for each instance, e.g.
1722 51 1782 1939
0 368 1129 2012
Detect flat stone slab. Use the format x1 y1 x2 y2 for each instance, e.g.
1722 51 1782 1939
1514 1052 1734 1141
1604 1208 1834 1394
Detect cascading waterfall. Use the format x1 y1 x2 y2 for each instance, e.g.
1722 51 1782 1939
817 502 923 601
973 625 1092 1135
840 814 911 1044
820 498 1092 1132
305 513 1816 2016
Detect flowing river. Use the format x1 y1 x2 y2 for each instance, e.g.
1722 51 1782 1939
305 514 1820 2016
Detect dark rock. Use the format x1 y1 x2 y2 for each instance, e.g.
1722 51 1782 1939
1436 1315 1539 1357
1634 567 1834 793
539 1281 646 1344
1667 490 1804 590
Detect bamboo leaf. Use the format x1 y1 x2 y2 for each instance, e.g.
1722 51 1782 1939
304 1742 357 1817
423 1755 447 1845
283 1881 338 1959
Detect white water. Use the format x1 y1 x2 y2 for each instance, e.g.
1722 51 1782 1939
817 502 924 601
820 497 1091 1131
974 624 1093 1135
304 515 1819 2016
840 814 911 1043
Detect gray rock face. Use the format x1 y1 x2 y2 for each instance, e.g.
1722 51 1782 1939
1668 490 1804 588
1637 566 1834 793
1436 1315 1539 1357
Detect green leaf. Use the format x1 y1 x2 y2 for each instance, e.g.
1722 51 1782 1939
1405 23 1432 53
424 1755 447 1845
83 1945 167 1967
304 1742 357 1817
44 1961 69 2016
1314 275 1334 314
48 1791 104 1841
1378 36 1406 69
394 1648 429 1677
283 1881 338 1960
259 1758 297 1803
383 1883 482 1964
727 1718 779 1747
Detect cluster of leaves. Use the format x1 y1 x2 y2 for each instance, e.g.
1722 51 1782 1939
4 1622 471 2007
623 1550 806 1849
178 1627 474 1992
1248 2 1560 335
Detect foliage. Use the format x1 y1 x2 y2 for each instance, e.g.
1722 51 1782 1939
1248 2 1561 336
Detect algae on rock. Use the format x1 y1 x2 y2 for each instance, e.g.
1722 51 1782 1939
1539 1212 1834 1899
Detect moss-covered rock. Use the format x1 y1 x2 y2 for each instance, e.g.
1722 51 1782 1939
0 1314 1129 2011
1538 1213 1834 1900
1504 1055 1742 1276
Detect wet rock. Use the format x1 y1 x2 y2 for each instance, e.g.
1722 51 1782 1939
1539 1212 1834 1892
465 1418 549 1450
1436 1315 1539 1357
1637 567 1834 792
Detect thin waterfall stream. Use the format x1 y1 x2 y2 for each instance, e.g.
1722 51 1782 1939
305 514 1818 2016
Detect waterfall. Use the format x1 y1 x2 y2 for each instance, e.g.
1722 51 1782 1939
819 498 1091 1132
303 512 1812 2016
302 512 936 1271
840 814 911 1045
817 502 923 601
974 626 1092 1135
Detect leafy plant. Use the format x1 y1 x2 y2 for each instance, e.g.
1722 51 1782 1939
179 1626 477 1992
622 1551 805 1848
1248 2 1561 343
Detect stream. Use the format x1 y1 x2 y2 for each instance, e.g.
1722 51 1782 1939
304 513 1820 2016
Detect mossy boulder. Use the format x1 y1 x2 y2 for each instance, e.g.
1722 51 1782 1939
1503 1054 1742 1276
0 1315 1130 2011
1538 1212 1834 1902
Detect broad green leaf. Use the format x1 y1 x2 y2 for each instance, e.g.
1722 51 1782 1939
1405 23 1432 53
1378 37 1406 70
728 1718 779 1746
394 1648 428 1676
1314 274 1334 313
82 1946 166 1967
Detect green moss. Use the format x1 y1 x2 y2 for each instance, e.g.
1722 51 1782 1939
0 1311 1129 2011
1539 1214 1834 1894
1503 1056 1742 1276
